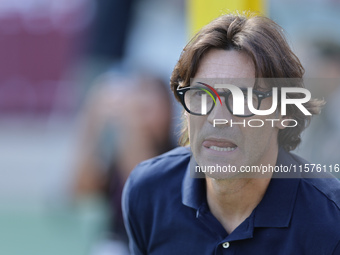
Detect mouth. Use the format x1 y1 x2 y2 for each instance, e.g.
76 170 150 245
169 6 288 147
209 146 236 152
202 138 238 153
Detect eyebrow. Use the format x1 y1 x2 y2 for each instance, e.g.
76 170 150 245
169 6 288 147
192 81 249 90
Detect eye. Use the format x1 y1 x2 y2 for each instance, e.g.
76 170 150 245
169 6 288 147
241 91 248 103
191 89 206 97
197 90 206 96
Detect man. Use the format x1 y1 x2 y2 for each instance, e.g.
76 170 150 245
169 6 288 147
122 14 340 254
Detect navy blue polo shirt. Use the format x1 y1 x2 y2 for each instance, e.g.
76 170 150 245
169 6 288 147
122 147 340 255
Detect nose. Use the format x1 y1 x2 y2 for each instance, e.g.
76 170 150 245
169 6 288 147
207 96 233 127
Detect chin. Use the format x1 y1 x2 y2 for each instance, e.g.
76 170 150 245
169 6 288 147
205 171 240 180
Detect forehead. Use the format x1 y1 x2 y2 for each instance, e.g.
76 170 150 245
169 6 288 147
194 49 255 79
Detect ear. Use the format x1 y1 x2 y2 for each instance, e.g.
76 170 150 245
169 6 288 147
183 111 190 132
184 110 189 119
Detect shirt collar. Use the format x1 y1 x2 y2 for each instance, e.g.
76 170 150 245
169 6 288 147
182 147 301 228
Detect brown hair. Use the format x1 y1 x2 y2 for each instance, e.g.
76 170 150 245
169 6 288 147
170 13 323 151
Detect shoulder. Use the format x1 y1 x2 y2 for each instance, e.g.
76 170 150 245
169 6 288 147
290 152 340 241
298 177 340 212
282 151 340 253
121 146 191 251
294 177 340 253
127 146 190 186
288 150 340 209
122 146 190 206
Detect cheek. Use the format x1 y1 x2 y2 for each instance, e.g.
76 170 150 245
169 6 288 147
188 116 207 148
188 115 205 136
239 116 278 148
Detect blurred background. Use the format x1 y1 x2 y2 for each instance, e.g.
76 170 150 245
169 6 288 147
0 0 339 254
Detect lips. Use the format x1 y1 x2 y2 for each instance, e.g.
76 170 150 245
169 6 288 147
202 138 237 152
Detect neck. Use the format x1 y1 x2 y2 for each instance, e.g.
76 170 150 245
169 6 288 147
206 176 272 234
205 143 280 234
206 178 272 234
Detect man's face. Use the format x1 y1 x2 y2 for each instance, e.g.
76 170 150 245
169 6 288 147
188 49 285 179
